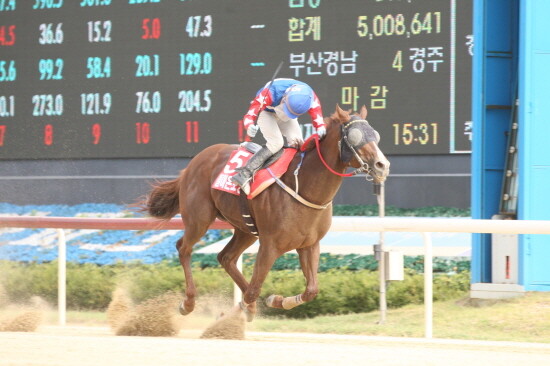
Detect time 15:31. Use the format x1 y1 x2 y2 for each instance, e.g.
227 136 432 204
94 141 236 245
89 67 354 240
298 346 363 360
392 122 438 145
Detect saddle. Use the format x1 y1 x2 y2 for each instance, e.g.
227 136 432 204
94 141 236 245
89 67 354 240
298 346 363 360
212 142 297 199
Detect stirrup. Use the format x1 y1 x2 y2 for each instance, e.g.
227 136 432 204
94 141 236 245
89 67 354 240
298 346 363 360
231 173 252 194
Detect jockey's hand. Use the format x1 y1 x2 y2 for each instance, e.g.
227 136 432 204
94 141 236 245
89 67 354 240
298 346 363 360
316 126 326 139
247 124 259 138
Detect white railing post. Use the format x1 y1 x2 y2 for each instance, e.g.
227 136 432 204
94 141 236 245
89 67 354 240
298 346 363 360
57 229 66 326
423 232 433 338
377 183 387 324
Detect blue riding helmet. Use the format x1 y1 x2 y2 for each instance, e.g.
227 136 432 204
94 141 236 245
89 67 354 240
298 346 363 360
282 84 313 119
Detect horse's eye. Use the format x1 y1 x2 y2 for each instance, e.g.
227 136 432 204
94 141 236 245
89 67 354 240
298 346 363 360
348 129 363 146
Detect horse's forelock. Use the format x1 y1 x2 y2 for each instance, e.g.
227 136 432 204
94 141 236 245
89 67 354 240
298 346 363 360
328 109 366 128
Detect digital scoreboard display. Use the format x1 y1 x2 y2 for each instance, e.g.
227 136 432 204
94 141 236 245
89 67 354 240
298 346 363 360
0 0 472 159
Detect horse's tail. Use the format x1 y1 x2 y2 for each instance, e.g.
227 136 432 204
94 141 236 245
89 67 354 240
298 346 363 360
140 177 181 220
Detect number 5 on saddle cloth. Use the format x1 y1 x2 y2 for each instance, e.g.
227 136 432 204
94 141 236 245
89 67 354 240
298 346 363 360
212 142 297 199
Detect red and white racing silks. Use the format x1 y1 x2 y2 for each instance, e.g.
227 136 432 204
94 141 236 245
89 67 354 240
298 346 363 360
242 78 324 130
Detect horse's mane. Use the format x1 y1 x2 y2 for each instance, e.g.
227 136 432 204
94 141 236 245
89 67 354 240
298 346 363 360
300 118 334 152
301 110 351 152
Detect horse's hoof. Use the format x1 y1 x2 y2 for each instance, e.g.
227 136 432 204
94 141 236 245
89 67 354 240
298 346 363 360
178 301 190 316
265 295 276 307
245 312 255 322
238 301 256 322
265 294 283 309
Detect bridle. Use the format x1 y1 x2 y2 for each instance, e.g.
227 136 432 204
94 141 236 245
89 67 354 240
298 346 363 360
270 117 379 210
340 119 375 179
302 118 376 179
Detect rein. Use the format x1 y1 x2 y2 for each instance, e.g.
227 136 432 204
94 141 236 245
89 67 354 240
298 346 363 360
302 134 354 177
273 120 376 209
301 126 373 178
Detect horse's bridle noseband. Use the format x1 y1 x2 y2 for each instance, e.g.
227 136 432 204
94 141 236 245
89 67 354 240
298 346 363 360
340 118 379 179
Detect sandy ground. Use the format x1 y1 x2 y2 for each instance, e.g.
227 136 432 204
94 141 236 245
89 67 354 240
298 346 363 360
1 325 550 366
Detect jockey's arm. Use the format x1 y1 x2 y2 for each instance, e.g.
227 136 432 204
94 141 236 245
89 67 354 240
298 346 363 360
307 92 325 130
243 88 273 130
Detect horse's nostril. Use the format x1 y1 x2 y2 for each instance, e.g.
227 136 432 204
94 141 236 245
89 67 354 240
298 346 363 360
375 161 386 170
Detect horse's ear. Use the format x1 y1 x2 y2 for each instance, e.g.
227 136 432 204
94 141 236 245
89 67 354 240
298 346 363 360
335 104 348 123
360 105 368 119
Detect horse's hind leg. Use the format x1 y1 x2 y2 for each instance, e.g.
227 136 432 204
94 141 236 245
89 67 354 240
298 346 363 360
266 241 320 310
176 215 215 315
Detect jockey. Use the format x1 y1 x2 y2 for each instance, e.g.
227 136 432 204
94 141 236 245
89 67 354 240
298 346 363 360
231 78 326 194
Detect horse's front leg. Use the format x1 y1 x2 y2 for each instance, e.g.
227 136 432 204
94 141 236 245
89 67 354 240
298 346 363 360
217 229 258 321
241 243 281 321
266 241 320 310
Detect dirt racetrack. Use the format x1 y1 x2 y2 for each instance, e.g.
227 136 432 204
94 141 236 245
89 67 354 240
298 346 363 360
1 326 550 366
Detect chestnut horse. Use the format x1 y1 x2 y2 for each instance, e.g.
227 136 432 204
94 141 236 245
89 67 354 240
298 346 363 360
140 105 390 321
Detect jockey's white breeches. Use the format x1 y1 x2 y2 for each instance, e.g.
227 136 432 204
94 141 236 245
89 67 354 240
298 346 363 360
257 107 304 154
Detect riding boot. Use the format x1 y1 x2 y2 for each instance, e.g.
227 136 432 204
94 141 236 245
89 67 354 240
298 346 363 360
231 147 273 194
